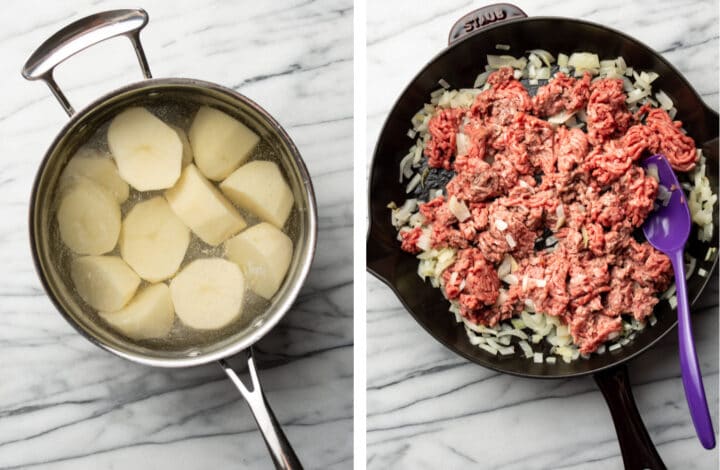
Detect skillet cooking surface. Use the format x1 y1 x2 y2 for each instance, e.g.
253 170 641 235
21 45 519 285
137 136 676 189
367 17 719 378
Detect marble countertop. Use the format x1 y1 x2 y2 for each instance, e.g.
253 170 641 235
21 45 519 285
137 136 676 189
0 0 352 468
367 1 719 468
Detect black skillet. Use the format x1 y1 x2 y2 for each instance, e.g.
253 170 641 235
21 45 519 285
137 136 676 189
366 4 719 469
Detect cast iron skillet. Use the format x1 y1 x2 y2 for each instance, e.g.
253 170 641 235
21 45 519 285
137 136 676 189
367 4 719 469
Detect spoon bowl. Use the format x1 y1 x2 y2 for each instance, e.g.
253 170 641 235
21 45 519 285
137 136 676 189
642 154 691 252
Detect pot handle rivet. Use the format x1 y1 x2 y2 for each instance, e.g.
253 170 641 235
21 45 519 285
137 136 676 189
21 9 153 116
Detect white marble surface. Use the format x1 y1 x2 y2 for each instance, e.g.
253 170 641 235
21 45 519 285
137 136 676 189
367 1 719 468
0 1 352 468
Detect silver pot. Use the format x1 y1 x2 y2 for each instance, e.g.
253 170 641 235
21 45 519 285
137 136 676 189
22 9 316 469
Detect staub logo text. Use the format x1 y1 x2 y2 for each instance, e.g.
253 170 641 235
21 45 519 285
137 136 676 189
464 8 507 33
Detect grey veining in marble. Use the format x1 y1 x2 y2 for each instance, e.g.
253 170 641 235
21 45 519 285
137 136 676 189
0 0 352 468
367 0 719 468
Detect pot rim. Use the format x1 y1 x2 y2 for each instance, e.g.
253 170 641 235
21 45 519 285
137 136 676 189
30 77 318 368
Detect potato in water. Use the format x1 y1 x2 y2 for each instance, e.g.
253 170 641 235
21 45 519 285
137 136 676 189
120 197 190 282
107 107 183 191
220 160 294 228
71 256 140 312
225 223 293 299
99 283 175 340
57 178 121 255
170 125 193 167
165 164 247 246
189 106 259 181
170 258 245 330
59 148 129 203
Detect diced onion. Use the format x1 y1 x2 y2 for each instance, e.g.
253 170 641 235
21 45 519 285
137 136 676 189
518 340 534 358
656 90 673 110
474 71 491 88
399 150 416 182
497 255 513 278
528 49 555 67
391 198 417 228
416 229 431 251
505 234 517 248
487 54 528 70
568 52 600 73
548 110 575 125
479 343 498 355
499 345 516 356
463 317 499 336
405 173 421 193
498 329 528 340
662 283 677 300
528 53 542 69
448 195 471 222
626 87 650 104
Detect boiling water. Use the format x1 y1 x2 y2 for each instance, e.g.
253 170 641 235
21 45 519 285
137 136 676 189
49 101 301 352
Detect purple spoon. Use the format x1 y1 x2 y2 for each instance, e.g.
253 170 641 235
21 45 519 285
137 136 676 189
642 153 715 449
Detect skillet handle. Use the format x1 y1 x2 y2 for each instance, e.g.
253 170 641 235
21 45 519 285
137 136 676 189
21 9 152 116
594 365 667 470
448 3 527 46
219 349 304 470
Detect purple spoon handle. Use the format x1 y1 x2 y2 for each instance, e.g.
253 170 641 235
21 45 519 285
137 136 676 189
669 249 716 449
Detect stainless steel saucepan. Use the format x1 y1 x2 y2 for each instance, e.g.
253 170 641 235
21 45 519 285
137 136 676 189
22 9 316 469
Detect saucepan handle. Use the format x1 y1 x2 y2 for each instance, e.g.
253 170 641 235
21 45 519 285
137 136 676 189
219 349 303 470
594 365 667 470
448 3 527 46
21 9 152 116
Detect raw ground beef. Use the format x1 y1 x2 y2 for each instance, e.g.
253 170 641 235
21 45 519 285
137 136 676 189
400 67 691 353
532 72 591 117
586 78 633 145
426 108 463 170
644 107 698 171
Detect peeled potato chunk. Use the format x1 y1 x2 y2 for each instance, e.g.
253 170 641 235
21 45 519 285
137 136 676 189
165 164 247 246
225 222 293 299
120 197 190 282
107 107 183 191
99 283 174 340
71 256 140 312
59 148 129 203
57 179 121 255
189 106 260 181
170 125 193 167
220 161 294 228
170 258 245 330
